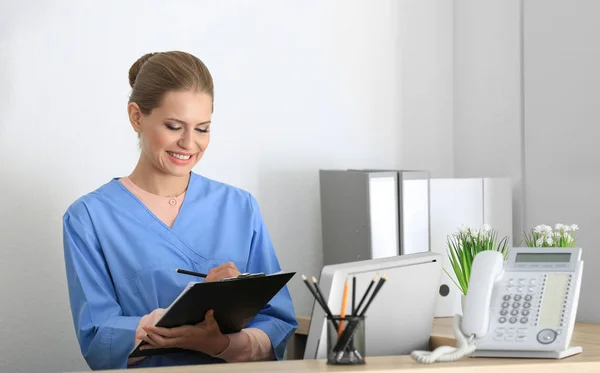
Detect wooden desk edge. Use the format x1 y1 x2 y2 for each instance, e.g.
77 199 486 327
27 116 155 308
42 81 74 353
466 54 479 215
295 315 600 352
296 315 311 336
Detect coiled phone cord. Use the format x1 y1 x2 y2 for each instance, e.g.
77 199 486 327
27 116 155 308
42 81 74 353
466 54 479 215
410 314 477 363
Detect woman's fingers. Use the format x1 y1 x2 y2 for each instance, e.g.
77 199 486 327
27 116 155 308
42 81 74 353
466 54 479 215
143 325 179 338
203 309 221 332
206 262 241 281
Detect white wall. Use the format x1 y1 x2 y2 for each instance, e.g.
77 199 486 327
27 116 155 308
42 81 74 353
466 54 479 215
0 1 453 372
400 0 454 177
523 0 600 323
453 0 524 244
454 0 600 324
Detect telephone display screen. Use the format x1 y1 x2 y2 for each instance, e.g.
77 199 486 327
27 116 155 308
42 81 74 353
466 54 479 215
515 253 571 263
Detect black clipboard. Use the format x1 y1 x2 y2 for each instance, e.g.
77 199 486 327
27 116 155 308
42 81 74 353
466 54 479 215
129 271 295 358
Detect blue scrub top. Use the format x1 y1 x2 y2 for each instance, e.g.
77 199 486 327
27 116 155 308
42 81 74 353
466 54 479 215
62 172 297 370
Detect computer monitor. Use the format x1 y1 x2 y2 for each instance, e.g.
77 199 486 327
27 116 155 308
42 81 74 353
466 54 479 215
303 252 442 359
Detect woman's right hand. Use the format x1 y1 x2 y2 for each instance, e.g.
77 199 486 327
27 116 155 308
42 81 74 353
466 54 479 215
204 262 241 282
127 308 166 365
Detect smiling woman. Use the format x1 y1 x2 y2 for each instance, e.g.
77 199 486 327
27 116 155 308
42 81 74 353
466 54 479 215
127 51 214 185
61 51 297 370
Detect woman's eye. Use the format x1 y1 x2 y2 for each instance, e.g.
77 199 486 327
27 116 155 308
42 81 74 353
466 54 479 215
196 128 210 133
165 123 181 131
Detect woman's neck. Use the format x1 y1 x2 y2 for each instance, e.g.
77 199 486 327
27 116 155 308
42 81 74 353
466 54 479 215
127 158 190 197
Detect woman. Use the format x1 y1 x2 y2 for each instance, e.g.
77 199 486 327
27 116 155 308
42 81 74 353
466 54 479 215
62 51 297 370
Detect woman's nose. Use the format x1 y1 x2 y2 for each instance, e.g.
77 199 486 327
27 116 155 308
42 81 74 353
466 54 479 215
178 129 194 150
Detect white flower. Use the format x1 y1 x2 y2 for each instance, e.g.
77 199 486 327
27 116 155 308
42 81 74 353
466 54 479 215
570 224 579 231
555 223 566 231
534 224 552 234
482 224 492 233
536 237 544 247
457 224 469 234
546 236 553 246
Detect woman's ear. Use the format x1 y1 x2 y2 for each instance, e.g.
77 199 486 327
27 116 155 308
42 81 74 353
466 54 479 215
128 102 143 133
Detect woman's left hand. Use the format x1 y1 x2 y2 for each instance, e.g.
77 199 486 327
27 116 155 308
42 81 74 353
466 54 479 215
139 309 230 356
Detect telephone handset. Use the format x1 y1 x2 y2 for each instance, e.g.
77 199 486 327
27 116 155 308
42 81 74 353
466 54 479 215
461 250 505 338
412 247 584 363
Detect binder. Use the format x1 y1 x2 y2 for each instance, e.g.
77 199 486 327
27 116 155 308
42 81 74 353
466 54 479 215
319 169 430 266
129 271 295 358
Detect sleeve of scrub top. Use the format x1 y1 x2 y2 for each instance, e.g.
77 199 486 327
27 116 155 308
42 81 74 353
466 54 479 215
63 212 142 370
243 195 298 360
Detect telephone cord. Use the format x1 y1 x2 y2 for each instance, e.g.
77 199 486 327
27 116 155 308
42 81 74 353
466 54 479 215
410 314 477 363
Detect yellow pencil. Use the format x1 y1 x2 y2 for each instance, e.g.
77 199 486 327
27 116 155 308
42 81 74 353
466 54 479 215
337 280 349 338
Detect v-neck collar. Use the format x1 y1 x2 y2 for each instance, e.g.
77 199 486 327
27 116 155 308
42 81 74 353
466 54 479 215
106 172 212 263
112 172 197 231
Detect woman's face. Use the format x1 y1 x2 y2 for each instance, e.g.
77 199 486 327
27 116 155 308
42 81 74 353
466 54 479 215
130 90 213 178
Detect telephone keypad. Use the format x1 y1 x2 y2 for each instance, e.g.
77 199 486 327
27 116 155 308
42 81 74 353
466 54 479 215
496 274 546 342
497 267 577 346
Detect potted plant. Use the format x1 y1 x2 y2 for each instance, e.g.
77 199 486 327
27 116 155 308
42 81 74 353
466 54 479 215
522 224 579 247
445 224 510 308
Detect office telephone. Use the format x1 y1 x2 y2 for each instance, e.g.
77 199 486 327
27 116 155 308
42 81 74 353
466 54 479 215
412 247 584 363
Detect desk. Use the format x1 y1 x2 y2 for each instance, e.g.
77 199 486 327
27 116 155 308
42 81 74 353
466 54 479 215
94 318 600 372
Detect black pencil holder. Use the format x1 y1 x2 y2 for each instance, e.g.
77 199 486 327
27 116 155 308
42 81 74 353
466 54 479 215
326 315 366 365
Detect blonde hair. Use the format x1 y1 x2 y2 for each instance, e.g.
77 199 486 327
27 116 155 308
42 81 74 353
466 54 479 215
128 51 214 114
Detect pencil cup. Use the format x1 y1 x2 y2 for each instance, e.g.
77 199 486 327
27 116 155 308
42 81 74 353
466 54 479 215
326 315 366 365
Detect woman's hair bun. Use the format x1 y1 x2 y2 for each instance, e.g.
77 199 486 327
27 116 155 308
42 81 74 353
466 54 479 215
128 52 158 88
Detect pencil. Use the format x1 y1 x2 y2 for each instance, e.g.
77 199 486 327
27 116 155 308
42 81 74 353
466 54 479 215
176 269 208 278
354 275 377 316
311 276 340 329
301 274 324 309
301 274 339 329
351 276 356 316
335 274 389 354
337 280 349 337
358 274 388 316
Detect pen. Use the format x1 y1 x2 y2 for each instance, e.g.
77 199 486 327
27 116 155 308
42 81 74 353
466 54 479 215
176 269 208 278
